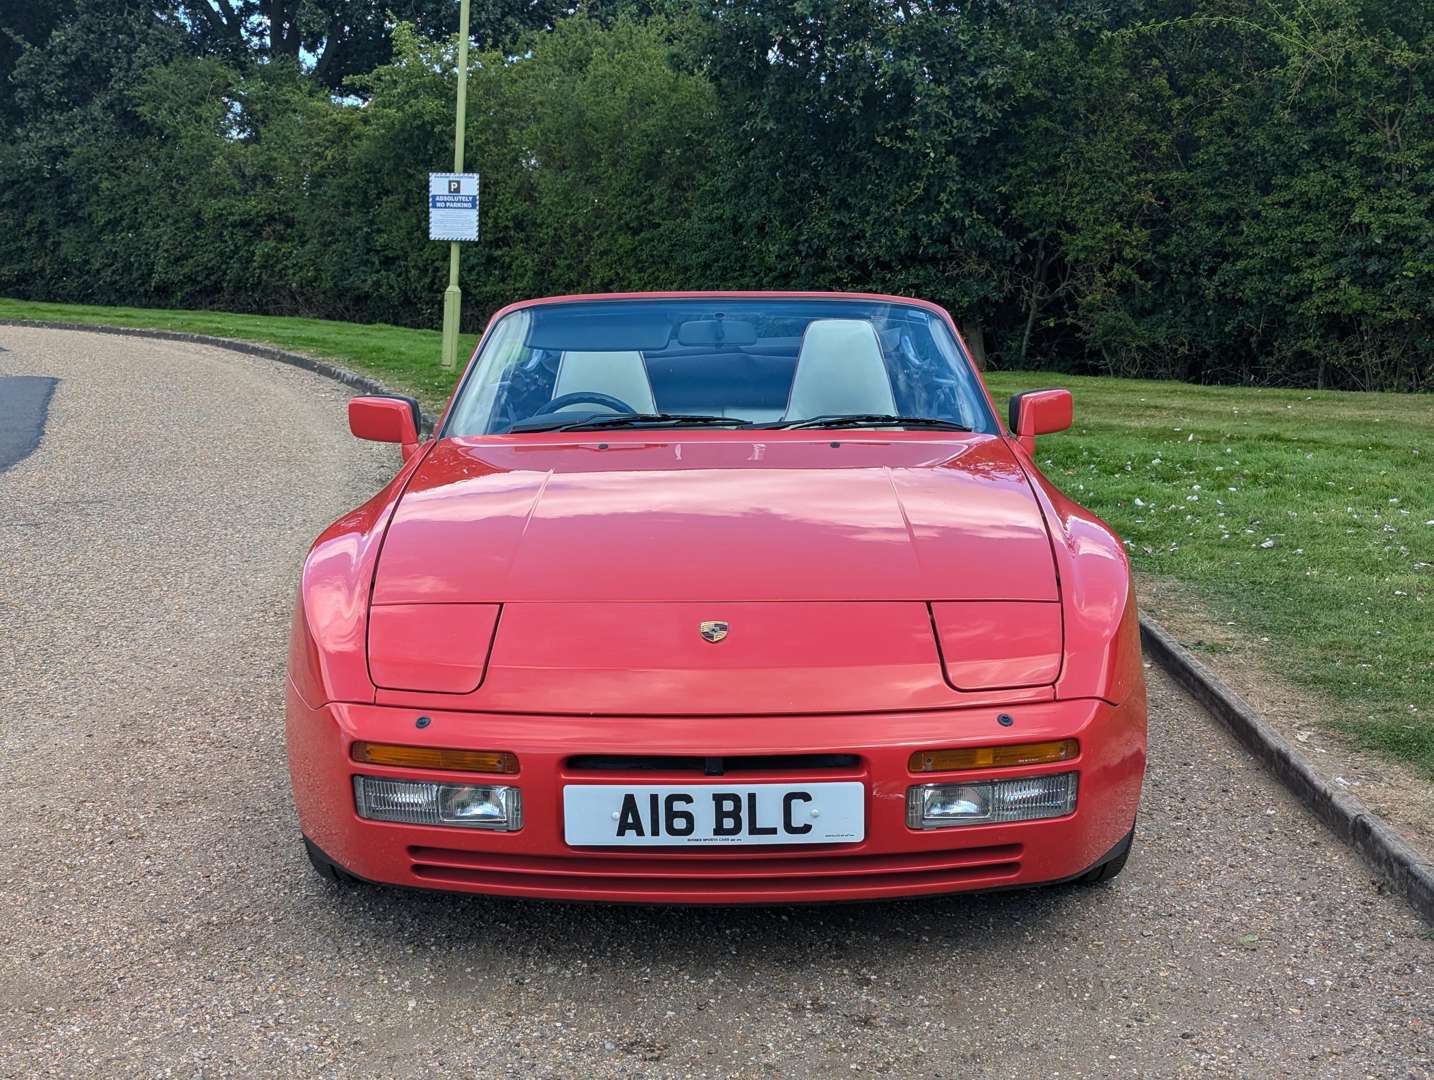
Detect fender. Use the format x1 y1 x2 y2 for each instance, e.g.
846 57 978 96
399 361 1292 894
288 443 434 708
1009 440 1144 707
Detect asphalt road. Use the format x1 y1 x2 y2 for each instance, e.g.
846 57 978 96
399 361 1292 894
1 326 1431 1079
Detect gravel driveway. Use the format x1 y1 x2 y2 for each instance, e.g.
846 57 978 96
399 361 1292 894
1 326 1430 1079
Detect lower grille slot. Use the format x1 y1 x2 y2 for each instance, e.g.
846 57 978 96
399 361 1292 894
407 844 1023 900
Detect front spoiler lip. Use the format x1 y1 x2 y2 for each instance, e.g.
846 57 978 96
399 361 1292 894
287 691 1146 903
301 826 1135 908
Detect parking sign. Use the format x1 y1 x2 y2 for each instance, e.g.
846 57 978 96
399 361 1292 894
429 173 479 241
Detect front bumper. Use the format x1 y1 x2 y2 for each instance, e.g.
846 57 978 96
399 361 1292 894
286 686 1145 904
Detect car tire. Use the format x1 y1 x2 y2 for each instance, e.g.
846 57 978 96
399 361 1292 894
304 837 359 885
1075 825 1134 886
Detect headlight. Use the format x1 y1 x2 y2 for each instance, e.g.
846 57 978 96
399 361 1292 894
906 772 1077 829
366 603 500 693
353 776 522 831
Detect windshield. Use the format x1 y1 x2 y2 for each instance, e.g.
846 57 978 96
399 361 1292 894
443 298 996 436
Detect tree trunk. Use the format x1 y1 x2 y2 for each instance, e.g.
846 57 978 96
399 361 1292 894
1019 237 1048 366
1019 298 1039 367
959 321 987 371
261 0 303 61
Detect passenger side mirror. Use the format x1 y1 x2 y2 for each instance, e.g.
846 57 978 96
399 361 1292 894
349 395 422 460
1007 388 1073 454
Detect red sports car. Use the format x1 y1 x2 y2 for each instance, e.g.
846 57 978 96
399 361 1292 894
287 292 1146 903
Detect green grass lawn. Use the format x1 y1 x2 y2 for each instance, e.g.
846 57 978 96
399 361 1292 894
4 298 1431 776
983 369 1433 775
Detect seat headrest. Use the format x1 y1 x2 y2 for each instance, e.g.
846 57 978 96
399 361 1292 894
553 351 656 413
783 319 896 421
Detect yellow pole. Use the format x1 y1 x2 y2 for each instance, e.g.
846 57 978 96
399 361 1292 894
440 0 471 370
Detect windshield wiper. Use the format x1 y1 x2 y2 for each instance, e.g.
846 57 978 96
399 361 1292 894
509 412 751 433
765 414 973 432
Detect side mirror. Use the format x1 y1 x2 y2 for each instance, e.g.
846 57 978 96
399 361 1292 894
349 395 422 460
1007 388 1072 454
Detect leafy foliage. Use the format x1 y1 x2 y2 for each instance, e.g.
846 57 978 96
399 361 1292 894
0 0 1431 388
172 0 564 88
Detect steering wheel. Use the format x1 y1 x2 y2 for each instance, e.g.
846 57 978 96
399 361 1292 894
539 391 638 415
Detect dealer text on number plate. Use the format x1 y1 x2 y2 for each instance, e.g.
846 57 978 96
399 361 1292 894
563 782 865 846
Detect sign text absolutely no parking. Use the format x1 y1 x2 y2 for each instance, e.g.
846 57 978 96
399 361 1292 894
429 173 479 242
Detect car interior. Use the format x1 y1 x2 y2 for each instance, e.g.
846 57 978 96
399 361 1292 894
548 319 896 424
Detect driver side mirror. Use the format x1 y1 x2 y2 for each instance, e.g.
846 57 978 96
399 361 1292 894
349 395 423 460
1007 388 1073 454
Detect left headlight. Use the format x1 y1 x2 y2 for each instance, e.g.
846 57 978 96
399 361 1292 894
353 776 522 831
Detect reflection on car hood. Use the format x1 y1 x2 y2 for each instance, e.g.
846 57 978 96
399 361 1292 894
372 434 1058 604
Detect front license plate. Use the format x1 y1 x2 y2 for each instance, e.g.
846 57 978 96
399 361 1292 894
563 782 865 847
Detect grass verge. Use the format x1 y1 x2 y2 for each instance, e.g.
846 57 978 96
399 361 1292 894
3 298 1431 776
0 298 477 409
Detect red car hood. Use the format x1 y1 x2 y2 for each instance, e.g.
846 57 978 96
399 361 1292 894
372 433 1057 604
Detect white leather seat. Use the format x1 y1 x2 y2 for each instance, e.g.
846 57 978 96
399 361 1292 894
783 320 896 421
552 351 656 413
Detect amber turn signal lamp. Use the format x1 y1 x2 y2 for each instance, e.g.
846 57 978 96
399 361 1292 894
351 742 519 774
909 739 1078 773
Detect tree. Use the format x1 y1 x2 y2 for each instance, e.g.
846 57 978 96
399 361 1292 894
175 0 568 88
0 2 186 297
1 0 1429 388
0 0 78 128
691 0 1036 336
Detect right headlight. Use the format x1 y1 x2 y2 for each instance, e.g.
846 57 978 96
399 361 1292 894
906 772 1077 829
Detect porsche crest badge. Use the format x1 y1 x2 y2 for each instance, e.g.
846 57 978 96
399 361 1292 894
699 620 729 644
